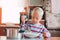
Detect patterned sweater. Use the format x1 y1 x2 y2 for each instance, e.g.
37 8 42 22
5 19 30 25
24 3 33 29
20 23 51 38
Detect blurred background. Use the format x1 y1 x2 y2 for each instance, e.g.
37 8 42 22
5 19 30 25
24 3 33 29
0 0 60 39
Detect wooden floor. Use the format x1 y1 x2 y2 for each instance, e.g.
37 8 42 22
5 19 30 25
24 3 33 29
44 37 60 40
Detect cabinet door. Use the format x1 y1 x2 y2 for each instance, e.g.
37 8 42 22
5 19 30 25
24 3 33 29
0 28 6 36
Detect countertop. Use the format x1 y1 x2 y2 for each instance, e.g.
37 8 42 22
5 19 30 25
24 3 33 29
0 25 20 29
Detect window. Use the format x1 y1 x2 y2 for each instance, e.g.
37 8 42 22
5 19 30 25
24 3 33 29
2 0 26 24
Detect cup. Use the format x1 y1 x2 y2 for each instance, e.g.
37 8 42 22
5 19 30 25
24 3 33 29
18 33 22 39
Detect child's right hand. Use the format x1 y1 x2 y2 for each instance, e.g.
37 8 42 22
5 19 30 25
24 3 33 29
21 15 26 24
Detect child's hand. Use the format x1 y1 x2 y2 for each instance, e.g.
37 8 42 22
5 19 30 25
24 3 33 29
42 32 47 38
42 32 51 38
21 15 26 24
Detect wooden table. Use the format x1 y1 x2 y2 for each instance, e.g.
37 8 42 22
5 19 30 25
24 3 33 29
44 37 60 40
51 37 60 40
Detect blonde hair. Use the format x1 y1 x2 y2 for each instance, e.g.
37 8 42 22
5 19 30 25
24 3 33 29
31 7 44 17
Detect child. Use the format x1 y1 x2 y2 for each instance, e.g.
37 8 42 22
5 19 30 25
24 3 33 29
20 7 51 38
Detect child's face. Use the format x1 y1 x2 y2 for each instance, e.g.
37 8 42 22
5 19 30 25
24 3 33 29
32 12 42 24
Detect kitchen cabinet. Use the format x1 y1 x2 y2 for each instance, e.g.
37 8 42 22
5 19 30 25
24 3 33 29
0 27 6 36
0 25 19 36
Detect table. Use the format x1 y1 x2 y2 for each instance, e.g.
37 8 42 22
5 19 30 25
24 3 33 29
44 37 60 40
7 38 44 40
5 38 52 40
0 36 60 40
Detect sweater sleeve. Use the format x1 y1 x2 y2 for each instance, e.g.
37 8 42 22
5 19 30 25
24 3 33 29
42 26 51 38
20 23 27 30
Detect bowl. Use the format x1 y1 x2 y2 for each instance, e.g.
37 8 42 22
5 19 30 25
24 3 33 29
23 32 40 38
